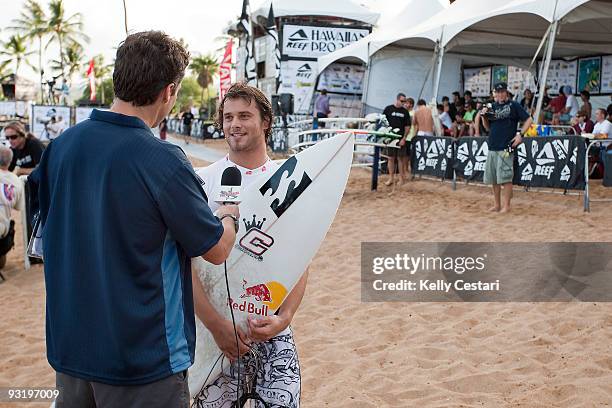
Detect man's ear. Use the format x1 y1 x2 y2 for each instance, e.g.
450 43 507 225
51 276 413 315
162 83 176 103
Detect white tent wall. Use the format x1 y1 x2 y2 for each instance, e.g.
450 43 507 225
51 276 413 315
362 48 462 114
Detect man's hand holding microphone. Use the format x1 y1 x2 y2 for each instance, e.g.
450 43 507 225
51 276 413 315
202 167 243 265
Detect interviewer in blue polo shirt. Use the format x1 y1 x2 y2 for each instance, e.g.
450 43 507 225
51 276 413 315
31 31 239 408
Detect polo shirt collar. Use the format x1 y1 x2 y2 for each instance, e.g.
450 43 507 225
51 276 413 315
90 109 150 129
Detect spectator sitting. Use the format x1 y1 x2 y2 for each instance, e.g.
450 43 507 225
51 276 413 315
558 86 579 124
593 108 612 138
442 95 457 120
464 90 473 106
0 145 23 270
438 104 453 136
545 86 567 122
520 89 534 113
580 90 592 120
454 101 477 137
572 109 595 135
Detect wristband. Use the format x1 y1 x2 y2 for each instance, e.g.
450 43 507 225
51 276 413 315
219 214 239 233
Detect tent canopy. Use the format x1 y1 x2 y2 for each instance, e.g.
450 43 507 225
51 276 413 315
369 0 612 59
252 0 380 26
317 0 449 72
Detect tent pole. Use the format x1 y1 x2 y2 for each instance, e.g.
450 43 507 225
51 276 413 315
533 20 558 125
361 41 372 116
432 26 445 103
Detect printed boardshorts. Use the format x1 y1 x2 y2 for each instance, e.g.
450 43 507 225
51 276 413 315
192 328 301 408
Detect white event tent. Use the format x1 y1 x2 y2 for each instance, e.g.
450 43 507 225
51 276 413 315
251 0 380 25
320 0 612 117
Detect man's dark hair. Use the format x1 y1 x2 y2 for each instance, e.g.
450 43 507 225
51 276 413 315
464 90 472 97
417 99 427 106
113 31 190 106
442 96 450 102
452 91 460 97
396 93 406 100
559 86 566 95
580 90 590 99
320 89 328 95
216 82 274 141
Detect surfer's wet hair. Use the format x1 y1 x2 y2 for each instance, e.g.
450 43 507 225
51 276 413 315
113 31 190 106
217 82 273 141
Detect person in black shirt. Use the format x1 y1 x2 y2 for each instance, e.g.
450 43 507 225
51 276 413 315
382 93 411 187
181 110 195 144
4 121 45 176
479 83 532 213
4 121 46 264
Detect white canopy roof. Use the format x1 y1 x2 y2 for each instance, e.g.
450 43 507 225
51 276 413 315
252 0 380 26
368 0 612 59
317 0 448 72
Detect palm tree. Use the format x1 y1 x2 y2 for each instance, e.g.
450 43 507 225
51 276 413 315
0 60 11 82
50 40 84 86
0 35 35 77
10 0 51 102
47 0 89 78
190 54 219 108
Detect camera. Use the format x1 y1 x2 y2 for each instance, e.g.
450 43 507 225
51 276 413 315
481 103 496 120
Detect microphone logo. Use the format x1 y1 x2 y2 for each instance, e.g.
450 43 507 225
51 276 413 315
219 187 240 200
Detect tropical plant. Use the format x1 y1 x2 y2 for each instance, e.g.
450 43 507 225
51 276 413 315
176 75 202 113
10 0 51 102
50 40 84 85
0 35 35 77
190 54 219 117
47 0 88 78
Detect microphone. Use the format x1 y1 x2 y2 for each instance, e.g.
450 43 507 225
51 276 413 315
214 166 242 205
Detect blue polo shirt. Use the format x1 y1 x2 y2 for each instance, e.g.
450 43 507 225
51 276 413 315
32 109 223 385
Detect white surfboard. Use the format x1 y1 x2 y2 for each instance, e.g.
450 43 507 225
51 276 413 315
188 133 354 397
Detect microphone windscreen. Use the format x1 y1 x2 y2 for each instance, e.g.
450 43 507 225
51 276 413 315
221 166 242 187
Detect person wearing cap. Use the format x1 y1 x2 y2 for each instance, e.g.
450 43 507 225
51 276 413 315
479 82 533 213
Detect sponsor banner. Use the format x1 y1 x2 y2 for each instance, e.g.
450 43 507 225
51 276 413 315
578 56 601 94
514 136 586 190
602 55 612 94
0 101 17 117
282 24 369 59
317 63 366 95
278 60 318 114
411 135 455 180
539 59 578 95
75 106 95 124
454 137 488 182
361 242 612 302
463 67 491 97
30 105 70 141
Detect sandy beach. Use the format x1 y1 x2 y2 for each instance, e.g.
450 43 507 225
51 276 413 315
1 153 611 407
